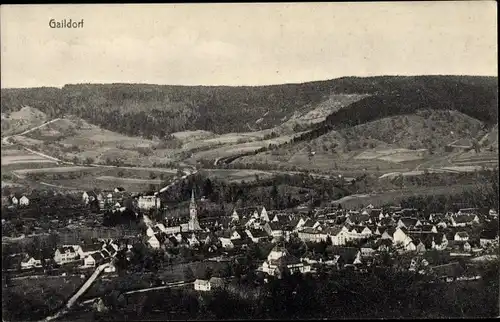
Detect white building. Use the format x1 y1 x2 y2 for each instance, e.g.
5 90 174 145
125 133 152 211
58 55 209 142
19 196 30 206
138 195 160 210
21 256 42 269
83 252 105 267
54 246 79 264
194 279 211 291
259 245 311 277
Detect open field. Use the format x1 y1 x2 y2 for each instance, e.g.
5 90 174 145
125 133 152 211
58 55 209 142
4 166 177 193
1 146 57 166
354 148 428 163
201 169 276 182
171 130 214 142
13 166 94 176
188 133 304 162
12 116 179 167
96 176 164 184
332 184 478 209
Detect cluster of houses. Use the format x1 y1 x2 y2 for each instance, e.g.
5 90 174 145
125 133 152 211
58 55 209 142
4 194 30 207
20 239 121 272
82 188 160 211
142 200 498 263
10 183 498 285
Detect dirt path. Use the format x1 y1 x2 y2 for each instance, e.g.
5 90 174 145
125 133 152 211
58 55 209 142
2 118 62 145
40 262 111 322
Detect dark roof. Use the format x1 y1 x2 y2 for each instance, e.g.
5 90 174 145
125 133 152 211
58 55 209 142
368 209 382 218
234 207 262 217
375 238 394 248
231 238 249 246
453 215 477 223
300 227 320 234
81 243 103 253
416 224 436 232
248 229 268 238
480 229 499 239
325 226 342 236
303 219 316 228
209 277 225 286
269 222 282 231
347 214 370 224
58 246 76 254
414 233 434 249
378 226 396 236
379 218 395 226
270 254 302 267
399 217 419 227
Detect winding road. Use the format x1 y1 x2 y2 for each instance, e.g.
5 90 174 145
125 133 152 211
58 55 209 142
4 117 198 194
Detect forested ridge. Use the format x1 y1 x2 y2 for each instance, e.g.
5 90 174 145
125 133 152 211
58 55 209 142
1 76 497 139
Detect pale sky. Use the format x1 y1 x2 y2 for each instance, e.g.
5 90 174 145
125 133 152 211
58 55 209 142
0 2 497 88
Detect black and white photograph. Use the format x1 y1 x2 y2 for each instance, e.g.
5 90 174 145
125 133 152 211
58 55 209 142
1 2 498 321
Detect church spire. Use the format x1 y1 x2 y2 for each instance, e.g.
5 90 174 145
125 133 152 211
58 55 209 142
190 189 195 208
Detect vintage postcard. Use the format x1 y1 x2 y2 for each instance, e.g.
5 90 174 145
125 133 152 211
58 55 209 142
1 2 498 321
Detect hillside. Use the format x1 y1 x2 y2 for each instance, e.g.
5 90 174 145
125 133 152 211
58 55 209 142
1 76 497 139
234 109 497 173
1 106 48 137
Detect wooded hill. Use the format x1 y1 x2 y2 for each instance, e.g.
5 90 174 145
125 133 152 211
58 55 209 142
1 76 497 139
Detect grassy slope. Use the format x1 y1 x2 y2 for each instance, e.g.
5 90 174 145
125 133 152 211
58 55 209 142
235 109 496 172
1 106 48 137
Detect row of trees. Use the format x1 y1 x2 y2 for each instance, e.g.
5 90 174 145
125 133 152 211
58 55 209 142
395 170 499 212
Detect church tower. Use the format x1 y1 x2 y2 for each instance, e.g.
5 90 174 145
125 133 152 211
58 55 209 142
188 189 201 231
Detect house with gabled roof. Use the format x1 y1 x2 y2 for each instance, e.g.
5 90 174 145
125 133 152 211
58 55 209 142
327 226 349 246
246 228 269 243
393 227 414 249
345 213 370 226
374 238 393 252
397 217 422 229
77 243 103 259
479 229 499 248
219 236 234 249
259 246 311 277
328 247 360 268
84 252 105 267
264 222 284 239
102 244 117 257
298 227 328 243
194 279 211 291
454 231 469 242
147 235 161 249
21 254 42 270
378 217 396 227
54 246 79 264
450 214 479 227
379 227 396 241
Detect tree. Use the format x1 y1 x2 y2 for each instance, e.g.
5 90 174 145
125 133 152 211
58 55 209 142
203 178 214 199
271 184 279 208
183 266 195 281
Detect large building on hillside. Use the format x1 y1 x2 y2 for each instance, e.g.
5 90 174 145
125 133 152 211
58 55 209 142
155 189 202 234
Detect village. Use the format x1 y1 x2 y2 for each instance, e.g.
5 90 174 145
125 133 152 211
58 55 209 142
2 184 499 294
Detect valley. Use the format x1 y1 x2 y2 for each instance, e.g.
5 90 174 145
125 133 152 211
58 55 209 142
1 76 498 202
